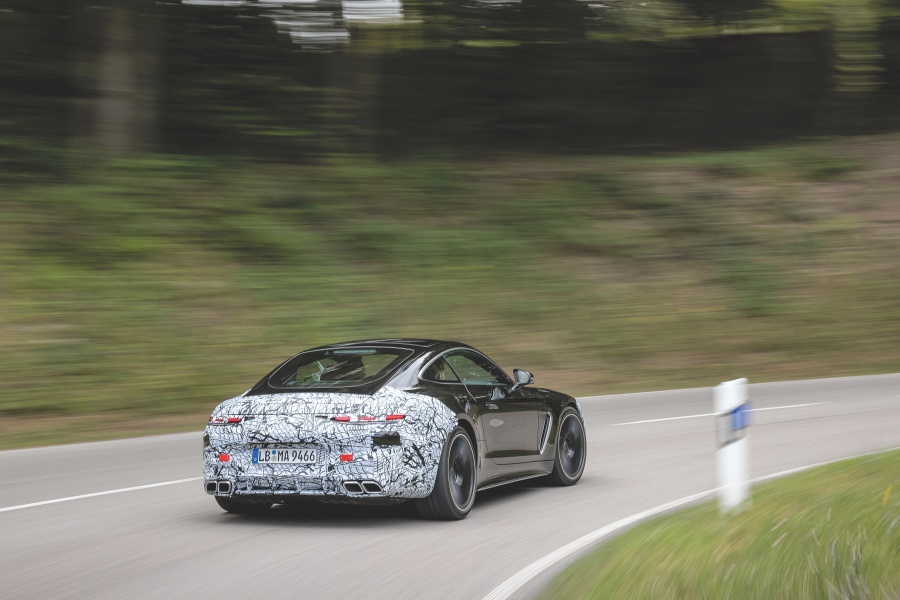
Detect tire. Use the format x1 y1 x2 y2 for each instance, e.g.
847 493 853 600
548 408 586 486
215 495 273 515
415 426 477 520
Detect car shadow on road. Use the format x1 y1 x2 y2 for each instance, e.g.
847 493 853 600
469 476 551 508
200 476 570 527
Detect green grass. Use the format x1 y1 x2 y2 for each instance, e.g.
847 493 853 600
2 135 900 448
538 449 900 599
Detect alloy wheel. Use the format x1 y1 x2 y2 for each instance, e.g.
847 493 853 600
558 414 585 479
447 433 475 511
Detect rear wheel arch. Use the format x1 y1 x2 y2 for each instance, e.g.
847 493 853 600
456 418 478 461
416 425 477 520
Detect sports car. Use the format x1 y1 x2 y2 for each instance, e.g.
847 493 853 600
204 339 586 520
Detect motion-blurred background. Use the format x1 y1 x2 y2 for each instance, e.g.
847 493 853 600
2 0 899 447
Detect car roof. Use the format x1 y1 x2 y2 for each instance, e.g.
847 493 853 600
312 338 466 352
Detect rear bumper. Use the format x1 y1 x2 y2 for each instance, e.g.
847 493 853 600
203 436 432 500
204 477 387 499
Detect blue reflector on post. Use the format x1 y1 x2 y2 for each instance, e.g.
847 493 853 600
731 403 751 431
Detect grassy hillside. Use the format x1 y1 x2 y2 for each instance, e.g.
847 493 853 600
2 136 900 448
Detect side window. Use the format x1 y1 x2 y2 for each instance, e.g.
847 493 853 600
445 351 508 386
421 357 460 383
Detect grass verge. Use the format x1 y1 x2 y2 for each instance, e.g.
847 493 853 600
538 449 900 599
2 134 900 447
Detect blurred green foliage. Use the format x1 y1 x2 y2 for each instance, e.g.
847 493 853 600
539 448 900 599
2 137 900 447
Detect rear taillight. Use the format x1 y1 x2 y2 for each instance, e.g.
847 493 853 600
339 453 354 462
330 414 406 423
218 453 231 462
209 416 243 426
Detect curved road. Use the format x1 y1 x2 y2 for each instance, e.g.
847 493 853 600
1 374 899 599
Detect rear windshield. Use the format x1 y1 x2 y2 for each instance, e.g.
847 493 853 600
268 347 412 389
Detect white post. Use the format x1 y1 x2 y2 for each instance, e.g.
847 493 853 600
715 378 751 513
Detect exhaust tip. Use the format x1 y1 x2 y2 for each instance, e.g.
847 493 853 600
205 481 217 494
343 481 364 494
361 481 383 494
217 481 232 495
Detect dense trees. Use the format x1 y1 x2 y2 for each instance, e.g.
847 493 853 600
2 0 900 171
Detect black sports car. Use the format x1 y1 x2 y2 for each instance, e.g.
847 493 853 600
204 339 587 520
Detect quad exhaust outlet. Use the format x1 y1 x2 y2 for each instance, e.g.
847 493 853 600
206 481 232 495
343 480 383 494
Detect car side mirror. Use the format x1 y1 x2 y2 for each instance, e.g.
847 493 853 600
508 369 534 394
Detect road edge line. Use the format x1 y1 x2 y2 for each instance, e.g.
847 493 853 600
0 477 202 513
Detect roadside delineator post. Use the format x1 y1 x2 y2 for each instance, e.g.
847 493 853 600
715 378 751 512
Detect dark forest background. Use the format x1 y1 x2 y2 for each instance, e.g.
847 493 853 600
4 0 900 170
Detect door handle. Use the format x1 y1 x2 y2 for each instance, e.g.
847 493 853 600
485 403 498 410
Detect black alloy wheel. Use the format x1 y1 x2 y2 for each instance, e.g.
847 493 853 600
416 426 476 520
549 408 586 486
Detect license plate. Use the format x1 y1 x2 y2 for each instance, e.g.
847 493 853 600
252 447 317 464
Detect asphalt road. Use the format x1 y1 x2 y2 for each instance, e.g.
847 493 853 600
1 374 898 600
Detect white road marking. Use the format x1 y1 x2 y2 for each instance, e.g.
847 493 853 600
481 490 713 600
609 402 827 426
0 477 202 514
481 444 900 600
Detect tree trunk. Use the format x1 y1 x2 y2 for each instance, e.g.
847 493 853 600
80 0 160 155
